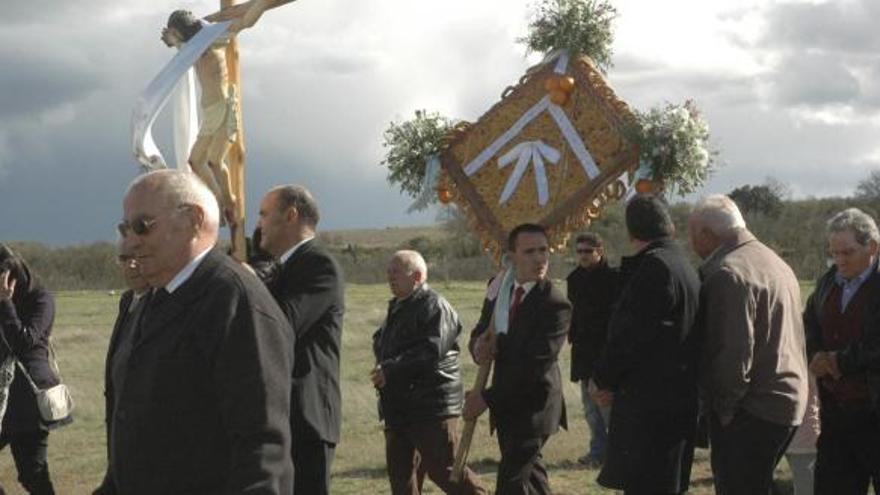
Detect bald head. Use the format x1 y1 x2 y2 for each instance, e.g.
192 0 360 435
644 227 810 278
127 170 220 239
122 170 220 287
387 250 428 300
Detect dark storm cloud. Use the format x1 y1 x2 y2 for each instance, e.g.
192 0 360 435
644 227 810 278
611 55 758 108
768 53 861 107
761 0 880 55
0 44 103 118
753 0 880 112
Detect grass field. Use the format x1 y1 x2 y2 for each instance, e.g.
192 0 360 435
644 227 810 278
0 282 801 494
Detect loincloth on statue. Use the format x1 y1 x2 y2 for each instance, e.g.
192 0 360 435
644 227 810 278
198 85 239 142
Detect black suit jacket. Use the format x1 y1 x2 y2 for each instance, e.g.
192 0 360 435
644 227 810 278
102 248 294 495
567 260 618 382
470 278 571 438
269 239 344 444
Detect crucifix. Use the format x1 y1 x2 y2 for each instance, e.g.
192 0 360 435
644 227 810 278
157 0 296 260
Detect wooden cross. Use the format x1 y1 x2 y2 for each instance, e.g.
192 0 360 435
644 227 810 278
202 0 296 260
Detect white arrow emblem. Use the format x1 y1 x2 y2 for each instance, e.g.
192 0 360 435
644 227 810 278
497 140 561 206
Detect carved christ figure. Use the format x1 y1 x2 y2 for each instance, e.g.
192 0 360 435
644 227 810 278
159 2 272 231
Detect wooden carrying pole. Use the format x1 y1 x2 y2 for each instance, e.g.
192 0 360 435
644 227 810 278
451 325 495 482
206 0 295 22
221 0 248 261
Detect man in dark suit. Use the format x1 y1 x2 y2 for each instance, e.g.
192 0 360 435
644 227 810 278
257 184 344 495
96 170 294 494
463 223 572 495
592 194 701 495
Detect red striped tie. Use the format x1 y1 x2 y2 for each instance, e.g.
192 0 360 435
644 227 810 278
509 286 525 323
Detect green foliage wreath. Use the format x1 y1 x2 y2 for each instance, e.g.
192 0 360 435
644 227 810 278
632 100 717 196
519 0 618 73
381 110 454 200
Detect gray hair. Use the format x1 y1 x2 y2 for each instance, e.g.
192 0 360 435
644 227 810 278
691 194 747 235
271 184 320 227
391 250 428 282
827 208 880 246
128 170 220 233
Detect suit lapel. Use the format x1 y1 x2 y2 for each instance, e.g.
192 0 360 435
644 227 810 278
276 239 315 288
132 249 222 350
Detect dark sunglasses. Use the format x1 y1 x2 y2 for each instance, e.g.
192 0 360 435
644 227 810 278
576 248 597 254
117 216 158 237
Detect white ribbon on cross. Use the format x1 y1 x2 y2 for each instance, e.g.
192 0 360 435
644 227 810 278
498 140 561 206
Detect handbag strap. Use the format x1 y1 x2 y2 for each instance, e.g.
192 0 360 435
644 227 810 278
0 328 62 394
46 337 63 381
0 327 38 393
15 360 41 395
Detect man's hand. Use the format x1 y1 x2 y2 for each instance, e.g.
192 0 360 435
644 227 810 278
462 390 488 421
160 27 175 48
810 352 837 379
370 365 386 389
0 271 16 301
826 351 842 379
588 379 613 407
473 332 496 365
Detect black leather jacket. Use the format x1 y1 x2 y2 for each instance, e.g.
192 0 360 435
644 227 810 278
372 285 464 427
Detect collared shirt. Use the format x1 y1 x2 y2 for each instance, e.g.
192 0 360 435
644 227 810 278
128 291 149 313
514 280 536 300
165 247 212 294
835 261 877 312
279 236 315 265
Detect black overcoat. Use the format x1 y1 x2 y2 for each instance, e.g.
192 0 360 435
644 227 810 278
102 248 294 494
593 238 701 493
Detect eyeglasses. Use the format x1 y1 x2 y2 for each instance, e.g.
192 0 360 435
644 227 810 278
116 254 139 267
576 248 597 254
117 216 158 237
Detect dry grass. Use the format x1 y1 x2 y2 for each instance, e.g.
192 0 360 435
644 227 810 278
0 283 801 494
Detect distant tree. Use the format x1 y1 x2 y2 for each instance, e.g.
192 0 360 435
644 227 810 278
729 182 784 218
855 170 880 200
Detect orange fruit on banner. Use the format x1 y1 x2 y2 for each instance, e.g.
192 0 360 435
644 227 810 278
544 77 560 92
559 76 575 93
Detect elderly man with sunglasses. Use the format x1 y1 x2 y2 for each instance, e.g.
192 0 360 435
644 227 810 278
95 170 294 495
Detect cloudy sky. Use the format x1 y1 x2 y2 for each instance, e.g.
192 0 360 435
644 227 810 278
2 0 878 244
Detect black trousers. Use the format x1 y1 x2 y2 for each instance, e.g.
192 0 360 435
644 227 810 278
292 437 334 495
0 429 54 495
709 411 795 495
814 404 880 495
495 426 550 495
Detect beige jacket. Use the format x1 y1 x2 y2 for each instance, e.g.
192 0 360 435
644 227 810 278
699 229 809 426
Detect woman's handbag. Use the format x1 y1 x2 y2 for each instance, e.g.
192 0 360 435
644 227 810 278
16 340 74 422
